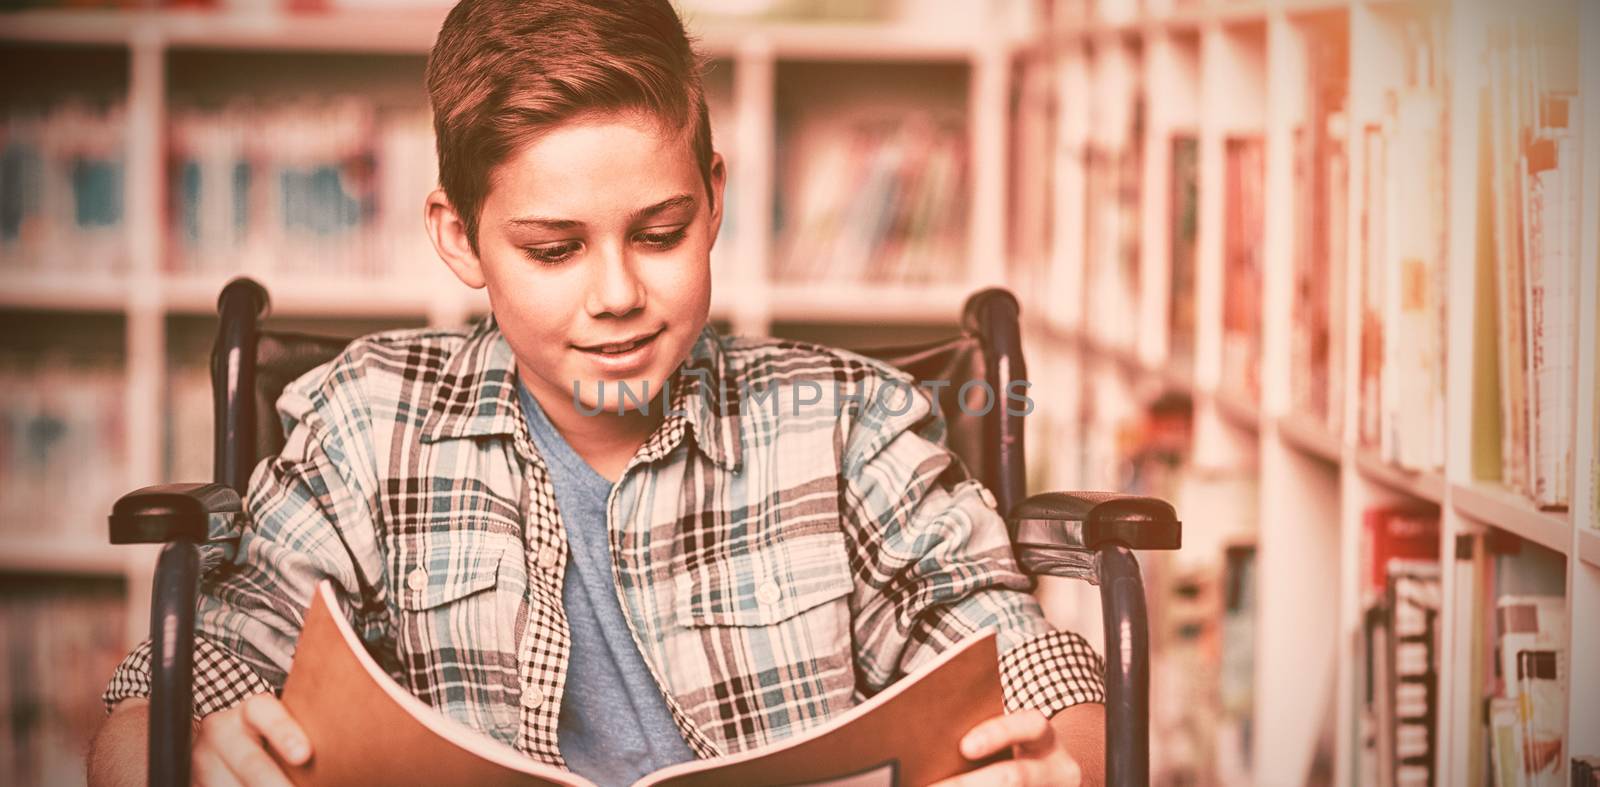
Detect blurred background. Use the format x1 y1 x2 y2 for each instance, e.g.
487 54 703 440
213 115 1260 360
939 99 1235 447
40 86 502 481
0 0 1595 784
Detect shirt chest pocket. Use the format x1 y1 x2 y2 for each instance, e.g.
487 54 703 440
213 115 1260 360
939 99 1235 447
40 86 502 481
674 530 855 643
389 529 521 718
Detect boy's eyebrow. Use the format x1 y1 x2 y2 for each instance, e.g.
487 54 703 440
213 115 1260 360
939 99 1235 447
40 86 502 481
506 194 698 230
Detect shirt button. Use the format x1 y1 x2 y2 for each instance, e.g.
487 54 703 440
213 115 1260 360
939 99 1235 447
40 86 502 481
536 546 559 569
756 580 782 606
406 567 428 592
521 687 545 710
978 486 998 510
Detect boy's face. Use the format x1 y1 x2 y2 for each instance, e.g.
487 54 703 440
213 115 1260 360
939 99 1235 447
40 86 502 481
429 111 724 419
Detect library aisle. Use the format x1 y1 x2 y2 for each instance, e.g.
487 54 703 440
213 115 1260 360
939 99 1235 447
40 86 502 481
0 0 1594 785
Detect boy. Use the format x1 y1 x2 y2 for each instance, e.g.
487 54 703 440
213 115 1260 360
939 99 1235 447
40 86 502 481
89 1 1107 785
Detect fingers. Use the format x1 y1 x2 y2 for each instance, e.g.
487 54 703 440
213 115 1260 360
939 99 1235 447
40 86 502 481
240 695 312 766
190 696 301 787
928 757 1078 787
959 710 1054 761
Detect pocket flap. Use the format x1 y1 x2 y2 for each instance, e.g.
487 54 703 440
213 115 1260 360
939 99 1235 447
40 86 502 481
675 531 853 626
396 532 507 610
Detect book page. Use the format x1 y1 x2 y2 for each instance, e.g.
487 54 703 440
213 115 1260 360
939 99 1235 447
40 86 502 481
638 630 1004 787
279 581 593 787
280 580 1008 787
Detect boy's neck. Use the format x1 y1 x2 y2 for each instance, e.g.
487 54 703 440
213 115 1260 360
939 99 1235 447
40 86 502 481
519 364 667 483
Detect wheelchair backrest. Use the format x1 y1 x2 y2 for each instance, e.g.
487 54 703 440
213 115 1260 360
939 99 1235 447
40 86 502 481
212 281 1026 518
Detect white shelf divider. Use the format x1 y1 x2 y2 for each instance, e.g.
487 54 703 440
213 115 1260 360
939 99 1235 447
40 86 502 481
0 536 130 576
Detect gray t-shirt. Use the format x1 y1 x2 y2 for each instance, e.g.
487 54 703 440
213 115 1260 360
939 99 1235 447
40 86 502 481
516 380 696 786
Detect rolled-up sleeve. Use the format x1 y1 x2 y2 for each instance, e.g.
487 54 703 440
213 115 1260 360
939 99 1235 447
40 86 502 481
103 365 384 718
837 368 1105 717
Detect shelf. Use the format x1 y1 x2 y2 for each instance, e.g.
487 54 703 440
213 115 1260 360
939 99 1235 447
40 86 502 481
700 20 989 61
0 272 129 312
0 8 444 53
1353 450 1445 504
0 9 993 60
1580 528 1600 570
767 282 969 323
163 273 437 318
1450 481 1572 556
0 535 127 576
0 9 133 47
1277 413 1342 465
1212 387 1261 432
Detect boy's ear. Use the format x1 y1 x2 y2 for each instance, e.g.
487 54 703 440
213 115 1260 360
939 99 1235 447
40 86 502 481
425 188 486 289
707 152 728 245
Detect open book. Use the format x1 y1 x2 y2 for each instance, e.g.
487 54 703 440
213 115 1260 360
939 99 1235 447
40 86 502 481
279 581 1006 787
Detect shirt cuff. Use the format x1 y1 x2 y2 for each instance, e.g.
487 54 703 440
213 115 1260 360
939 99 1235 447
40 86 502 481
103 635 276 718
999 629 1106 716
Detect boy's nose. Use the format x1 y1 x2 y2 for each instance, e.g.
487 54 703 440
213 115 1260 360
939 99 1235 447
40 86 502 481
586 248 646 318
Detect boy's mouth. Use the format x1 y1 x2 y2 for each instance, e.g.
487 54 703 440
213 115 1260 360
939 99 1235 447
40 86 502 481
573 327 663 356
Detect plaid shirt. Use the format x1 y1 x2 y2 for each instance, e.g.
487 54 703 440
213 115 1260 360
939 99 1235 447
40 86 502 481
104 317 1104 765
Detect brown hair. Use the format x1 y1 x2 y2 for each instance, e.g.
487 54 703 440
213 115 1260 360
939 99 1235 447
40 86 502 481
426 0 714 253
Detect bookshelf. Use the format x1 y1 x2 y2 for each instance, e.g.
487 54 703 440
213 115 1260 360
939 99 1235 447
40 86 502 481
1018 0 1596 784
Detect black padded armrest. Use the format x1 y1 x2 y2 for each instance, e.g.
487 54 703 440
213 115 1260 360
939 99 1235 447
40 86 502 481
1009 491 1182 554
109 482 241 544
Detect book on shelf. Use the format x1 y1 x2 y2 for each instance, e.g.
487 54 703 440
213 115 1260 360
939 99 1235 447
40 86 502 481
1482 16 1581 511
1386 561 1441 787
0 351 127 541
1573 757 1600 787
0 576 128 787
281 580 1007 787
1289 28 1348 435
1167 133 1199 376
774 112 967 287
1488 594 1566 787
1005 58 1057 294
1220 135 1264 404
166 100 438 282
1382 42 1448 476
1082 89 1143 352
1355 505 1442 787
1215 542 1256 780
1360 504 1441 599
0 100 128 277
1353 18 1450 474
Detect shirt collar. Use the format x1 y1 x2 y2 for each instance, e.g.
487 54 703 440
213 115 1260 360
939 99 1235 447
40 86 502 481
422 316 742 474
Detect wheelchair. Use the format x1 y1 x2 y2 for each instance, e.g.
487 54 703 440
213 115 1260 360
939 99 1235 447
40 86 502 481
110 278 1182 786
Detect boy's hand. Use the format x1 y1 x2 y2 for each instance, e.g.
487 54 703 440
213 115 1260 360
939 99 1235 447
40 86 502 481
192 693 311 787
931 707 1102 787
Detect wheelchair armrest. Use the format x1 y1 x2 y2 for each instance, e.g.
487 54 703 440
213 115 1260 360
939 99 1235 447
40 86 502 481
1008 491 1181 581
109 482 241 544
1009 490 1181 551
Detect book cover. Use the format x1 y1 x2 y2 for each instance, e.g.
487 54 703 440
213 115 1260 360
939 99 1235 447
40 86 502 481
279 581 1007 787
1167 134 1200 374
1221 136 1264 403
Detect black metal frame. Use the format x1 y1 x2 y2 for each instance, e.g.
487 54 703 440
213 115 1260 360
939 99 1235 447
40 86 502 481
109 277 1182 787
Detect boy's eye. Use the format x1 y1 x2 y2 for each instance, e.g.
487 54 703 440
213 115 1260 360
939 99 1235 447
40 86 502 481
523 241 581 265
635 226 688 250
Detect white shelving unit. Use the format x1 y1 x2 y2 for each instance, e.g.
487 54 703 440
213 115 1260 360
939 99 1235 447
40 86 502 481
1018 0 1597 784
